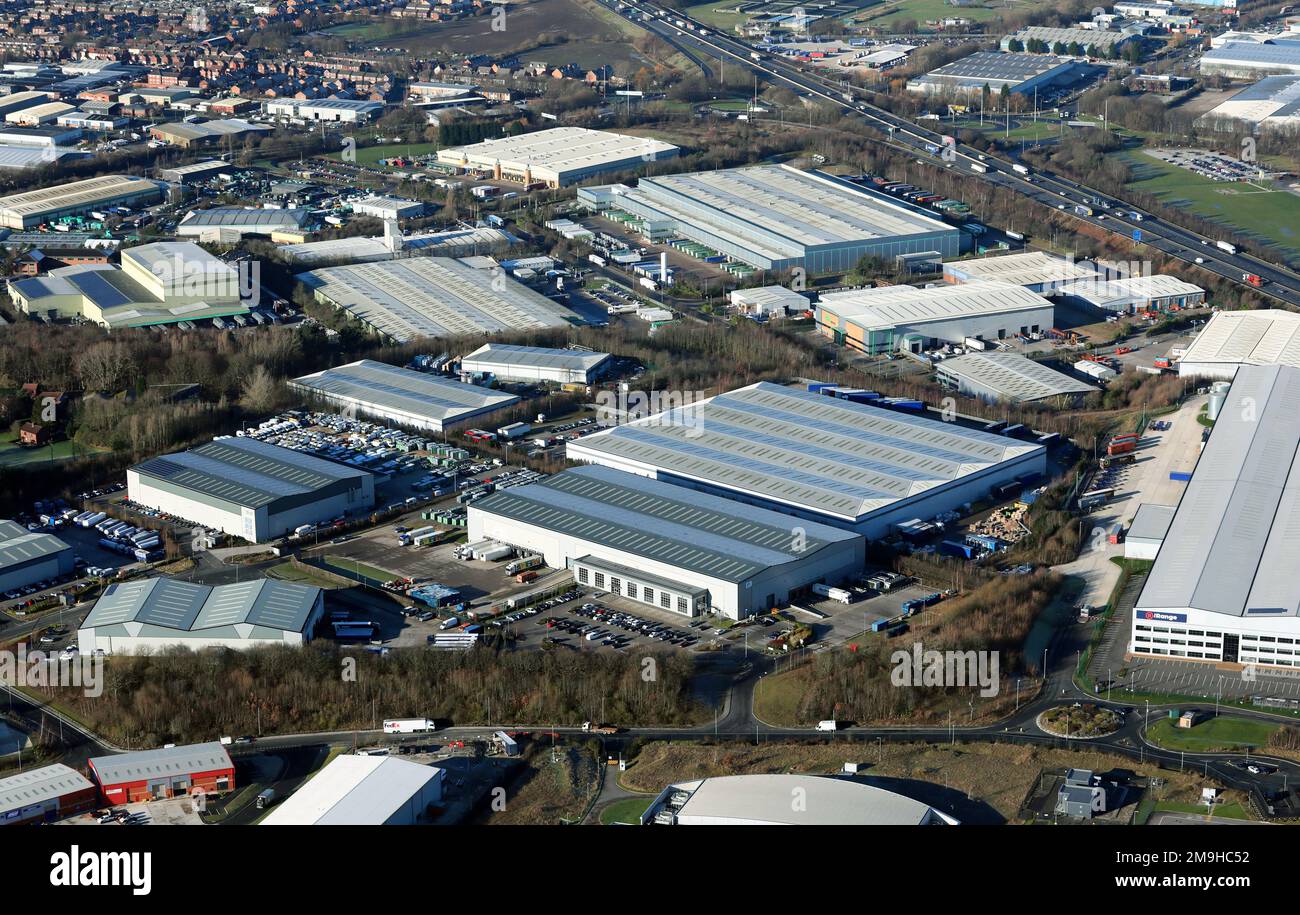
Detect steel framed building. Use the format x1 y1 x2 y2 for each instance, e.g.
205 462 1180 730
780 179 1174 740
435 126 679 187
816 281 1055 354
261 755 444 825
460 343 611 385
77 577 325 654
0 764 97 825
907 51 1083 95
1176 309 1300 380
601 165 959 274
0 174 162 229
0 519 74 593
127 436 375 542
297 256 581 343
567 382 1046 538
468 465 865 619
290 359 519 433
1200 39 1300 77
936 352 1096 404
1056 274 1205 313
88 742 235 804
1130 365 1300 669
942 251 1098 293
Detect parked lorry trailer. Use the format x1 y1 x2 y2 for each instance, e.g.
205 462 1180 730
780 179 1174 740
383 718 439 734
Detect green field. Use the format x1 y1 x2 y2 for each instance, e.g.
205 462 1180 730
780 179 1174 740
265 561 350 590
0 437 105 467
685 1 748 31
599 795 654 825
326 142 439 167
856 0 1008 27
322 555 394 585
1122 150 1300 261
1146 715 1278 753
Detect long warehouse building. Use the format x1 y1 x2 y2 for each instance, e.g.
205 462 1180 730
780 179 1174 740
460 343 611 385
297 256 581 343
593 164 959 274
468 464 865 620
262 754 444 825
127 436 375 542
0 519 74 593
567 382 1046 538
1131 364 1300 670
436 126 679 187
936 352 1096 404
290 359 519 433
1176 308 1300 380
0 174 162 229
816 281 1055 354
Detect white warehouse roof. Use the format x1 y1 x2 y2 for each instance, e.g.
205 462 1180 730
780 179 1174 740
436 126 678 183
817 280 1053 331
937 352 1096 402
667 774 958 825
944 251 1098 287
262 754 443 825
1058 274 1205 310
1178 309 1300 376
462 343 610 376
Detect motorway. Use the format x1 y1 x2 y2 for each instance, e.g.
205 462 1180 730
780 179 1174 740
604 0 1300 307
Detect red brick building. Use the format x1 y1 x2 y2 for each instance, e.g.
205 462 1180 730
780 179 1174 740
88 742 236 804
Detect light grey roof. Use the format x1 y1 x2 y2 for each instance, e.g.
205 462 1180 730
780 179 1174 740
461 343 610 373
1127 502 1176 543
1204 40 1300 70
568 382 1043 522
131 436 371 512
291 359 518 425
576 554 709 598
179 207 309 229
81 577 321 636
818 281 1052 330
89 742 232 786
673 774 951 826
1179 309 1300 370
261 754 442 825
0 764 93 815
1137 364 1300 617
0 519 71 571
471 464 859 583
937 352 1096 402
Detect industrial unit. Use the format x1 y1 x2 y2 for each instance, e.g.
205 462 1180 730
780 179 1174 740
261 754 444 825
936 352 1096 404
644 774 959 825
8 241 250 328
468 464 865 620
435 126 679 187
943 251 1098 293
460 343 611 385
907 51 1083 95
290 359 520 433
0 174 162 229
158 159 234 184
88 742 235 804
597 165 957 273
149 118 270 148
727 284 810 317
297 256 581 343
278 225 512 266
351 195 427 220
0 519 74 593
568 382 1046 538
264 98 385 123
1200 38 1300 77
1177 308 1300 379
1201 74 1300 128
1123 503 1176 561
177 206 311 240
1131 365 1300 669
1001 26 1141 54
1056 274 1206 313
816 281 1055 354
0 764 97 825
77 577 326 654
127 436 375 542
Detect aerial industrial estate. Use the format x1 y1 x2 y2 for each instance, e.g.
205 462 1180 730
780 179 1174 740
0 0 1294 870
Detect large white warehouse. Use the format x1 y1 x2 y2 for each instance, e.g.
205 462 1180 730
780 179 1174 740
1131 364 1300 669
262 754 444 825
1176 308 1300 380
0 520 74 594
567 382 1046 538
460 343 611 385
127 437 375 542
942 251 1098 294
78 577 325 655
468 465 865 620
290 359 519 433
435 126 679 187
816 281 1055 354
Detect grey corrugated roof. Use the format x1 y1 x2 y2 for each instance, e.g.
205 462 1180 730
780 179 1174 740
1137 364 1300 617
0 764 93 815
462 343 610 373
81 577 321 635
0 519 72 572
938 352 1095 402
180 207 309 229
472 465 858 583
290 359 518 424
569 382 1043 522
89 742 232 786
1127 503 1176 543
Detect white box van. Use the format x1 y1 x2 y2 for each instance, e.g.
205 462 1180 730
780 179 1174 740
816 720 839 732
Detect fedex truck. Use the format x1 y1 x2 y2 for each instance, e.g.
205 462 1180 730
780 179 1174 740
383 718 439 734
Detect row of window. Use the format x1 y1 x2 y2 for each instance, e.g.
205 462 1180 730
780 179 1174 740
577 566 696 615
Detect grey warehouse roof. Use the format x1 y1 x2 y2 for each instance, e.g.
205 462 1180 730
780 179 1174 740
462 343 610 373
0 764 93 816
81 577 322 636
131 436 372 512
0 518 71 571
917 51 1075 84
89 742 233 785
1127 502 1176 543
1179 309 1300 370
291 359 518 425
471 464 859 583
938 352 1096 402
1136 364 1300 617
179 207 310 229
568 382 1043 522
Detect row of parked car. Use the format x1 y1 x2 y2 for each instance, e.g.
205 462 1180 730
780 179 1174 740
555 602 700 648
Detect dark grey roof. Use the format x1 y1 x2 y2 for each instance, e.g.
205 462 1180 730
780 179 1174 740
0 519 72 571
81 577 321 635
290 359 518 424
89 742 232 786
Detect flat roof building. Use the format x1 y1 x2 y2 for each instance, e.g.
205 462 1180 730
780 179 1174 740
149 118 270 148
88 742 235 804
297 256 581 343
0 519 74 593
568 381 1046 538
1201 38 1300 77
1200 74 1300 128
908 51 1083 95
816 281 1055 354
159 159 234 184
261 754 444 825
1001 26 1140 54
460 343 611 385
0 174 162 229
1131 364 1300 669
290 359 519 433
0 764 97 825
728 284 810 317
1124 502 1176 561
177 206 311 240
943 250 1099 293
351 195 427 220
647 774 959 825
599 165 959 274
435 126 679 187
936 352 1096 404
78 577 325 655
469 464 865 619
265 98 385 123
279 225 513 266
1177 309 1300 380
127 436 375 542
1057 274 1205 313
